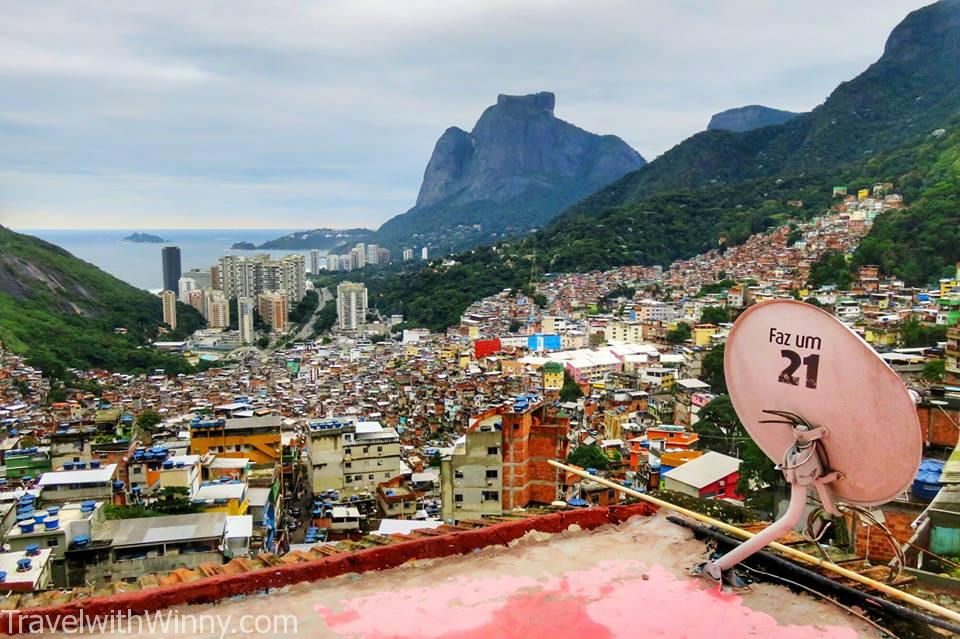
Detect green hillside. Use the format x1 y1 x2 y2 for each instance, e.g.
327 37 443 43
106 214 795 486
565 0 960 212
0 226 206 378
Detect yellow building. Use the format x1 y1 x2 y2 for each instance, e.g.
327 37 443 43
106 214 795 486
692 323 719 347
543 362 565 390
857 188 870 201
440 345 460 359
192 480 249 516
189 416 281 465
864 325 899 346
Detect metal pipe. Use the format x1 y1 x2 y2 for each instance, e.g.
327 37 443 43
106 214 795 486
548 459 960 626
666 515 960 635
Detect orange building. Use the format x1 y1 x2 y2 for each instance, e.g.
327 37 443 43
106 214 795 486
645 425 700 449
188 416 281 464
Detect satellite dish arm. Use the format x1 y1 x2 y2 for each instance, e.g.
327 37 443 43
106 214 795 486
703 418 841 584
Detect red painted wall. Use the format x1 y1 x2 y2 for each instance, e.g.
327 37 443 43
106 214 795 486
474 338 501 359
0 503 658 634
698 472 742 500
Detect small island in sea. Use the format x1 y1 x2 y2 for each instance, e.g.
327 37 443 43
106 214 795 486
123 232 166 243
230 241 257 250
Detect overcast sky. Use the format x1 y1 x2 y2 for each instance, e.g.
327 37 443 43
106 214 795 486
0 0 933 230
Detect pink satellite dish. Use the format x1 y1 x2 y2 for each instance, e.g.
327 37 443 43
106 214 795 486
725 299 922 505
703 299 923 585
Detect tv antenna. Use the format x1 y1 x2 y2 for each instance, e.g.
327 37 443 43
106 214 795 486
700 299 922 585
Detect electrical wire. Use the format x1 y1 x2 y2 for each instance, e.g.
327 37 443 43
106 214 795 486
738 563 902 639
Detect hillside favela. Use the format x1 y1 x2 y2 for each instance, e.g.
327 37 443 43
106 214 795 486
2 2 960 638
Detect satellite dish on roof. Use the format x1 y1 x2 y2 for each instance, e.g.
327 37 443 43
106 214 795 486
701 299 922 585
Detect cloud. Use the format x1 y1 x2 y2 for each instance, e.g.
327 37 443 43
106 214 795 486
0 0 933 229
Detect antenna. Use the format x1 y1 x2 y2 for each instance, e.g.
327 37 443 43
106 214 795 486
701 299 922 585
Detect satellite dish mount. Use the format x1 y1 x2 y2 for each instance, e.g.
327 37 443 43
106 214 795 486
702 409 841 584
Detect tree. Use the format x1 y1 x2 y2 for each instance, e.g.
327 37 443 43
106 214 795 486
700 345 726 394
256 336 270 349
428 451 442 467
922 359 946 382
559 371 583 403
700 306 729 325
808 250 853 289
135 409 163 431
694 395 778 495
666 323 691 344
785 227 802 247
150 486 202 515
900 318 947 348
508 319 523 333
568 444 610 471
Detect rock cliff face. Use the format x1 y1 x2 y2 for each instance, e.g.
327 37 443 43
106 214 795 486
376 92 645 253
707 105 800 133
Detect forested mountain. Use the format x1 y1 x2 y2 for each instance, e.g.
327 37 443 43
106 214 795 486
707 106 800 133
0 226 206 378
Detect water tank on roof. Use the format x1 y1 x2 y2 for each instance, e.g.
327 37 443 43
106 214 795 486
16 558 31 572
912 459 945 501
25 544 39 556
90 461 101 469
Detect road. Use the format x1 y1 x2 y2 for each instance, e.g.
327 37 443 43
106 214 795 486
295 287 332 341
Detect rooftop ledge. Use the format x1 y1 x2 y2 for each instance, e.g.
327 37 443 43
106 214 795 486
17 505 882 638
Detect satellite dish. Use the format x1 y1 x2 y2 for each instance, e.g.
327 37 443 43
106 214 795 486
702 299 922 584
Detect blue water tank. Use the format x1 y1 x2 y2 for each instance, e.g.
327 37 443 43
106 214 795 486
912 459 945 501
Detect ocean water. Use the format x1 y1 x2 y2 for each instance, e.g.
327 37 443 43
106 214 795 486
21 229 311 291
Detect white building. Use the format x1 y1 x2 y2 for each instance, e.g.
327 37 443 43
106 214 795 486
238 296 255 345
309 249 321 275
177 277 196 303
306 418 402 493
217 254 306 304
403 248 414 261
421 246 429 260
337 281 368 335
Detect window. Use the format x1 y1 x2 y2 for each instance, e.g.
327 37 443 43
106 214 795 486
377 446 382 452
487 446 498 456
47 538 59 547
345 476 352 483
368 474 374 480
354 475 362 481
234 444 242 451
485 469 498 479
345 462 352 469
363 447 369 454
454 494 463 502
482 491 498 502
454 470 464 479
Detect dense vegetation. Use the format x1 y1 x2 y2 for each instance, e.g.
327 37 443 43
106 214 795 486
852 127 960 285
0 226 206 379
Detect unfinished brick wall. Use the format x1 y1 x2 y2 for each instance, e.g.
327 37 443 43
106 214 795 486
502 409 570 509
852 507 919 564
916 404 960 449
